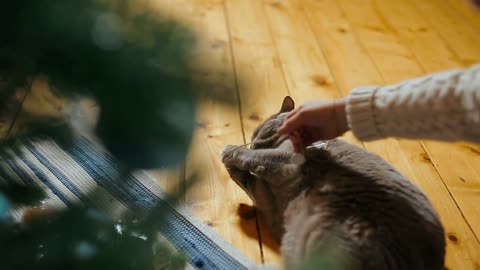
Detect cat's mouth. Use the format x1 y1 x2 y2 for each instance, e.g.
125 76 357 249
226 166 255 196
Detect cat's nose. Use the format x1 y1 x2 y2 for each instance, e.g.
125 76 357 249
221 145 238 162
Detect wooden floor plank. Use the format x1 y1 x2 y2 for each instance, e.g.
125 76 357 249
6 79 66 138
372 0 480 243
225 0 291 133
224 0 297 265
410 0 480 66
262 0 360 146
444 0 480 32
170 0 264 263
339 0 480 244
224 0 294 265
258 0 342 265
336 0 480 267
303 0 480 269
372 0 462 72
257 0 373 264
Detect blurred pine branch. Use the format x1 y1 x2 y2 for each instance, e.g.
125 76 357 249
0 1 239 269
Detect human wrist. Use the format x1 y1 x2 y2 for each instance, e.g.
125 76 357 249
346 86 384 141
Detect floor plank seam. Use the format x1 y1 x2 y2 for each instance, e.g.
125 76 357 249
448 0 480 31
253 207 266 264
261 1 292 96
333 0 480 251
420 143 480 245
5 79 33 140
334 0 389 83
409 0 466 66
443 0 480 36
223 1 247 145
223 0 265 263
299 0 369 150
370 0 436 74
407 0 478 66
368 0 480 245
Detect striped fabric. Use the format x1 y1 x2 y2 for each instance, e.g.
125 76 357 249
0 136 256 270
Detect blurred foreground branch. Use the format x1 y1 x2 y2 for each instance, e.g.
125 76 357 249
0 0 241 269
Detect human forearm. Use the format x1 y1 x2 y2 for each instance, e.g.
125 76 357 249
346 65 480 143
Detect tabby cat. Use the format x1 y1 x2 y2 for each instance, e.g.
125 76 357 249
221 97 445 270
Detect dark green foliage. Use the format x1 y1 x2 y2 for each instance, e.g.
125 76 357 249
0 204 184 270
0 0 230 268
0 183 45 207
0 0 198 169
0 164 188 270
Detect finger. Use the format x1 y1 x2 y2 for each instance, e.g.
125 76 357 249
286 108 300 120
289 132 299 153
291 136 298 153
278 109 299 134
292 131 306 153
278 111 304 135
293 143 300 153
303 137 317 148
292 136 301 153
301 127 326 147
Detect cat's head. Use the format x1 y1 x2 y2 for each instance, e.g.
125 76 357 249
229 96 298 241
250 96 295 149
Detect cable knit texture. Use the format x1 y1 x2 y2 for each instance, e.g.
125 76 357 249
346 64 480 143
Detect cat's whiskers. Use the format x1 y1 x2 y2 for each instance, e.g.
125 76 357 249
227 142 252 153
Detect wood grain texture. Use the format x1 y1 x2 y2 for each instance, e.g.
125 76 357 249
0 84 30 140
171 0 264 264
445 0 480 32
412 0 480 66
327 0 480 268
261 0 359 145
2 0 480 269
5 79 66 138
373 0 480 245
224 0 292 265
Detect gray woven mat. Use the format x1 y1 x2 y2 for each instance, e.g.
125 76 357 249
0 136 257 270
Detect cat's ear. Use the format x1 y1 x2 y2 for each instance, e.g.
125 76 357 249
280 96 295 113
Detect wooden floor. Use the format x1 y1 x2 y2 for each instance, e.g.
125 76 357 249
1 0 480 269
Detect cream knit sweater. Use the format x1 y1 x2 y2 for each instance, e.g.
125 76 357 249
346 64 480 143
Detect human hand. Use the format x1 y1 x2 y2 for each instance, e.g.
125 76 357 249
277 98 349 152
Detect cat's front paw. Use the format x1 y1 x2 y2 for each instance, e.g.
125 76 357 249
221 144 239 164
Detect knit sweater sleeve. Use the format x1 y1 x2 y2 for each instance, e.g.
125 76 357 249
345 64 480 143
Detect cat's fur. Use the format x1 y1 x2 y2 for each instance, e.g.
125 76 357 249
221 97 445 270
